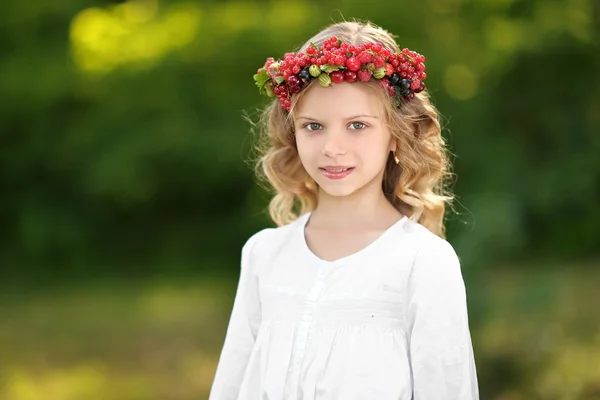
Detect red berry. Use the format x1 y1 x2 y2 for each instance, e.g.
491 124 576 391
414 81 426 93
387 86 396 97
371 43 382 52
373 55 385 68
378 78 390 90
344 70 357 82
420 72 427 80
358 52 372 63
384 63 394 76
288 75 300 86
416 63 425 72
333 55 344 65
292 65 301 74
357 69 372 82
410 79 421 90
345 57 361 71
330 71 344 83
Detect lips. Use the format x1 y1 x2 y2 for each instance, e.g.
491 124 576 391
319 166 355 179
320 167 352 172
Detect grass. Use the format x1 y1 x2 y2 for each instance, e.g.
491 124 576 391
0 263 599 400
0 278 234 400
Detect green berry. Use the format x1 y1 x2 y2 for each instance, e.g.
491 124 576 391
373 67 386 79
318 73 332 87
309 65 321 77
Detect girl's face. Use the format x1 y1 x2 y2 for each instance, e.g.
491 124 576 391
294 82 395 199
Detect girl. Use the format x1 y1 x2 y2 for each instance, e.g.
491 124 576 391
209 21 479 399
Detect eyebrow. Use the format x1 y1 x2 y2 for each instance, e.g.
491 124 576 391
296 114 379 121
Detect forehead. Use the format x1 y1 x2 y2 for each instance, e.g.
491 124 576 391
293 82 382 120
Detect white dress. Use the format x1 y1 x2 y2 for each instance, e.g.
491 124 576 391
209 212 479 400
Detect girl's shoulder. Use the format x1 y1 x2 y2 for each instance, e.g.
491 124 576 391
242 213 305 258
399 217 459 263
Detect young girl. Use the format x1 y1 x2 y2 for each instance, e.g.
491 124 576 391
209 21 479 400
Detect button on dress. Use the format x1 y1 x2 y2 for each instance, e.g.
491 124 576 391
209 212 479 399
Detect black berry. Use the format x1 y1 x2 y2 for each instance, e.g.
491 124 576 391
390 72 400 85
299 68 311 81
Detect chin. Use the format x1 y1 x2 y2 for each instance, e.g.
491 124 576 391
321 187 357 197
315 180 360 197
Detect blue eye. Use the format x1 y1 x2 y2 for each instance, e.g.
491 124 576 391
305 123 322 131
349 122 366 130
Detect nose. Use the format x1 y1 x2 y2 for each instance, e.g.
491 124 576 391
321 130 347 157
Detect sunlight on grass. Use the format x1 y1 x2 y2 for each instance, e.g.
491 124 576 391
0 278 232 399
5 364 152 400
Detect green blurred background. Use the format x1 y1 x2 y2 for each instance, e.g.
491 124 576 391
0 0 599 399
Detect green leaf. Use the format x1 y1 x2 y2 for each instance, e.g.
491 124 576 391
265 83 275 97
274 75 285 85
253 69 270 86
253 69 271 95
320 64 339 73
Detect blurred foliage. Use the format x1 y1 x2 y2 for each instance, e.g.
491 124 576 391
0 0 598 276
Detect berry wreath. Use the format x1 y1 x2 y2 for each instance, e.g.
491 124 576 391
253 36 427 111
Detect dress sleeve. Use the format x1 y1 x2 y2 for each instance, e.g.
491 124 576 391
209 231 264 400
406 238 480 400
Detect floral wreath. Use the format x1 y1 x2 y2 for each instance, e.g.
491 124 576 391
253 36 427 111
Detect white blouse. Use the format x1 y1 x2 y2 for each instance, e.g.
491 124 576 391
209 212 479 399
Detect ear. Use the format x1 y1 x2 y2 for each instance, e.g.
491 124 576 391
388 135 397 152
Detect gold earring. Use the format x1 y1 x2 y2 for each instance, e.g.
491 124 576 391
393 152 400 165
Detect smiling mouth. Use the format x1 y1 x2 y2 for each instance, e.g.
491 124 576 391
319 167 355 179
319 167 353 172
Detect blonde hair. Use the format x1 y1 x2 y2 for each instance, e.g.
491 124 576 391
252 21 454 238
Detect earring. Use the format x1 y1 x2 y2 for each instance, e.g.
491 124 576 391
393 152 400 165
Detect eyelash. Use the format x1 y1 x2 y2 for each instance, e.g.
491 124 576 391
303 122 367 131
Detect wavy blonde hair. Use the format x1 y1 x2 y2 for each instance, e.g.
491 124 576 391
252 21 454 238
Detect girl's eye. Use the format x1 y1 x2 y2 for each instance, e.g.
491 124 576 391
305 123 322 131
349 122 366 130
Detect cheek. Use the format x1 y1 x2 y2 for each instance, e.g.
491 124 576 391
356 137 391 162
295 135 317 161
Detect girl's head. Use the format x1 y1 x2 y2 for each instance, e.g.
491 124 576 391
253 21 453 238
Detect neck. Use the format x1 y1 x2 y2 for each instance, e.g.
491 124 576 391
310 181 402 229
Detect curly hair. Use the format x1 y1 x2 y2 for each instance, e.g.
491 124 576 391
252 21 454 238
